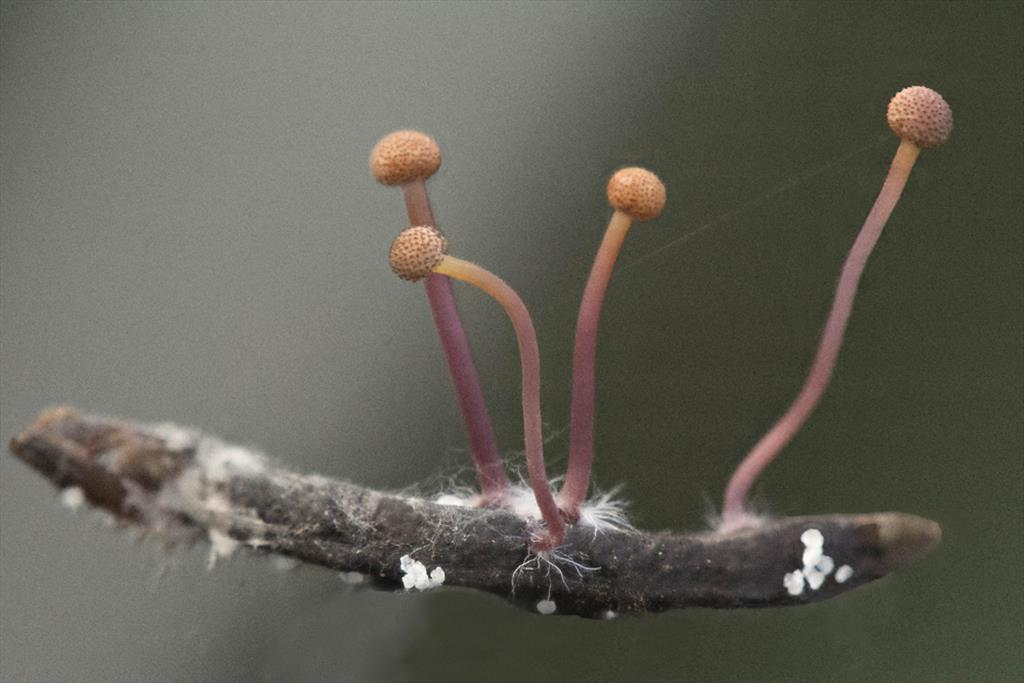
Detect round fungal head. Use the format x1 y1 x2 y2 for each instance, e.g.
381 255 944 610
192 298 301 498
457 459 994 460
886 86 953 149
389 226 448 281
606 167 666 221
370 130 442 185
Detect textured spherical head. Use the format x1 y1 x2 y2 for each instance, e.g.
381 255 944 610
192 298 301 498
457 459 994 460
606 167 666 221
370 130 442 185
886 86 953 149
389 226 448 281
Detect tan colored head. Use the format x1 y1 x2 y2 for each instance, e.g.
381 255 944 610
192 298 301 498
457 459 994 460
370 130 442 185
606 167 667 221
389 226 448 281
886 86 953 149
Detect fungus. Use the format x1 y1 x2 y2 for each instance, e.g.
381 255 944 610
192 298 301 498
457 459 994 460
719 86 953 530
371 131 510 504
560 167 666 519
4 85 952 618
389 226 566 551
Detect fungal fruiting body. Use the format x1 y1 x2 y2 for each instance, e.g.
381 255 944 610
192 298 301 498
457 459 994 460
560 168 666 520
719 86 953 530
376 85 948 554
371 131 511 504
369 129 441 224
389 226 566 550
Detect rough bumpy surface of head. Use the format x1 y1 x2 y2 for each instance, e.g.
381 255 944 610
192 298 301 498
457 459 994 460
370 130 442 185
886 86 953 149
389 226 448 281
606 167 666 221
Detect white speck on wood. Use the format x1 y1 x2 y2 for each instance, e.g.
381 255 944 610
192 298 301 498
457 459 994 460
783 569 805 596
60 486 85 511
800 528 824 548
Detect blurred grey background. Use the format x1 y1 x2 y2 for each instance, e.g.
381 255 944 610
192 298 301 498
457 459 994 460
1 1 1020 682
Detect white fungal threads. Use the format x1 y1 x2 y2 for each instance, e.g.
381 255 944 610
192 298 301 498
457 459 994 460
434 493 471 507
399 555 446 591
195 438 268 481
536 599 557 615
474 482 634 534
783 528 842 595
149 422 200 452
432 482 633 537
207 528 240 569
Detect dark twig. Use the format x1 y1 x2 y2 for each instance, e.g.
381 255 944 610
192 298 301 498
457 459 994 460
9 407 941 618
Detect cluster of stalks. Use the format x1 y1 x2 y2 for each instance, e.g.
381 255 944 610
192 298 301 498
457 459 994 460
371 86 952 552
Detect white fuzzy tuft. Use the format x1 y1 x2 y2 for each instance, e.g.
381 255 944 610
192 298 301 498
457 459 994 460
422 469 634 539
469 480 634 535
576 487 634 535
435 493 472 507
149 422 201 452
207 528 239 569
195 437 268 482
505 484 546 520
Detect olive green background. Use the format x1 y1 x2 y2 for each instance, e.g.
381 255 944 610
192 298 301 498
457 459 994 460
1 2 1020 681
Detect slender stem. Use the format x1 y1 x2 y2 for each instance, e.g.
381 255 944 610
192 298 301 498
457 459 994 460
424 276 509 499
721 140 921 524
435 255 566 549
560 210 633 515
401 178 434 227
401 180 510 502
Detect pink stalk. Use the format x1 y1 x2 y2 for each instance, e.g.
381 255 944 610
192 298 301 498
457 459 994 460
722 86 952 526
404 180 510 502
422 274 509 499
434 255 566 550
721 141 916 521
389 226 564 549
560 168 666 518
560 210 631 515
371 130 509 503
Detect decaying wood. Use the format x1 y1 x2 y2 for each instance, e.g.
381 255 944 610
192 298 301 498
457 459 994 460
9 407 941 618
